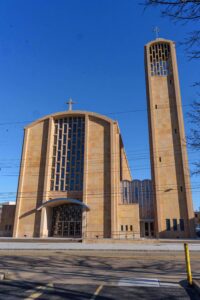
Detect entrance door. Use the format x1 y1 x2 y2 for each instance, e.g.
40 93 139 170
141 221 155 238
51 204 82 238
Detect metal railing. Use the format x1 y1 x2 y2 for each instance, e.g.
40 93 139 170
82 230 141 240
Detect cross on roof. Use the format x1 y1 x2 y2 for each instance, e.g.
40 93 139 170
66 97 75 111
153 26 160 39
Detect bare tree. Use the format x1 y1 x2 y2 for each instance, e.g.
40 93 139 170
143 0 200 174
188 101 200 174
143 0 200 59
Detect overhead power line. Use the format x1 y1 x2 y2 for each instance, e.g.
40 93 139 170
0 188 200 202
0 103 191 127
0 145 197 165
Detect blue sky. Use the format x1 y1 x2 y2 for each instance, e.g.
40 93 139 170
0 0 199 210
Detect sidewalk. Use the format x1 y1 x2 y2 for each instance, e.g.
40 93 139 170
0 241 199 251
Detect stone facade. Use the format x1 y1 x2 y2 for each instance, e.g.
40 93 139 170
145 38 195 238
13 111 139 239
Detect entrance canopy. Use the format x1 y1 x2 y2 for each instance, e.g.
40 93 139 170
37 198 90 211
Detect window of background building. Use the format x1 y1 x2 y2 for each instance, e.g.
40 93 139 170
135 187 138 201
124 187 128 201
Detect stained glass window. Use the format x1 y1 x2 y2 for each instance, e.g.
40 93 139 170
50 116 85 191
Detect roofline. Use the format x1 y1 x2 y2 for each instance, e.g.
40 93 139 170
145 38 175 48
25 110 117 129
121 179 152 183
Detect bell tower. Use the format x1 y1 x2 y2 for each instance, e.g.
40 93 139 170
145 39 195 238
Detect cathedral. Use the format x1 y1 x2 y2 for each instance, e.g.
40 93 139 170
12 38 195 239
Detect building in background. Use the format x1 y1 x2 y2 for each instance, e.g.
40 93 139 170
13 110 140 239
195 211 200 226
145 38 195 238
0 202 16 237
195 210 200 237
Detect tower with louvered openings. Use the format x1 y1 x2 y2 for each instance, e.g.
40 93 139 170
145 39 195 238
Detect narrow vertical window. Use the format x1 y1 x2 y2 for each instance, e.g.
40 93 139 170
60 180 64 191
173 219 177 231
121 225 123 231
124 187 128 202
166 219 171 231
180 219 185 231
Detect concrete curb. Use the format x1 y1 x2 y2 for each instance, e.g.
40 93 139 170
193 279 200 295
0 238 199 244
0 242 200 251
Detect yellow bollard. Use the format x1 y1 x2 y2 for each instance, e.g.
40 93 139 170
184 243 193 285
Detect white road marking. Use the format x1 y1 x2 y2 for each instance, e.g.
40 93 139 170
24 282 53 299
90 285 103 300
159 282 180 287
119 277 159 287
118 278 180 287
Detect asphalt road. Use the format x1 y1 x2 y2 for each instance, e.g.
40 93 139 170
0 250 199 299
0 281 198 300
